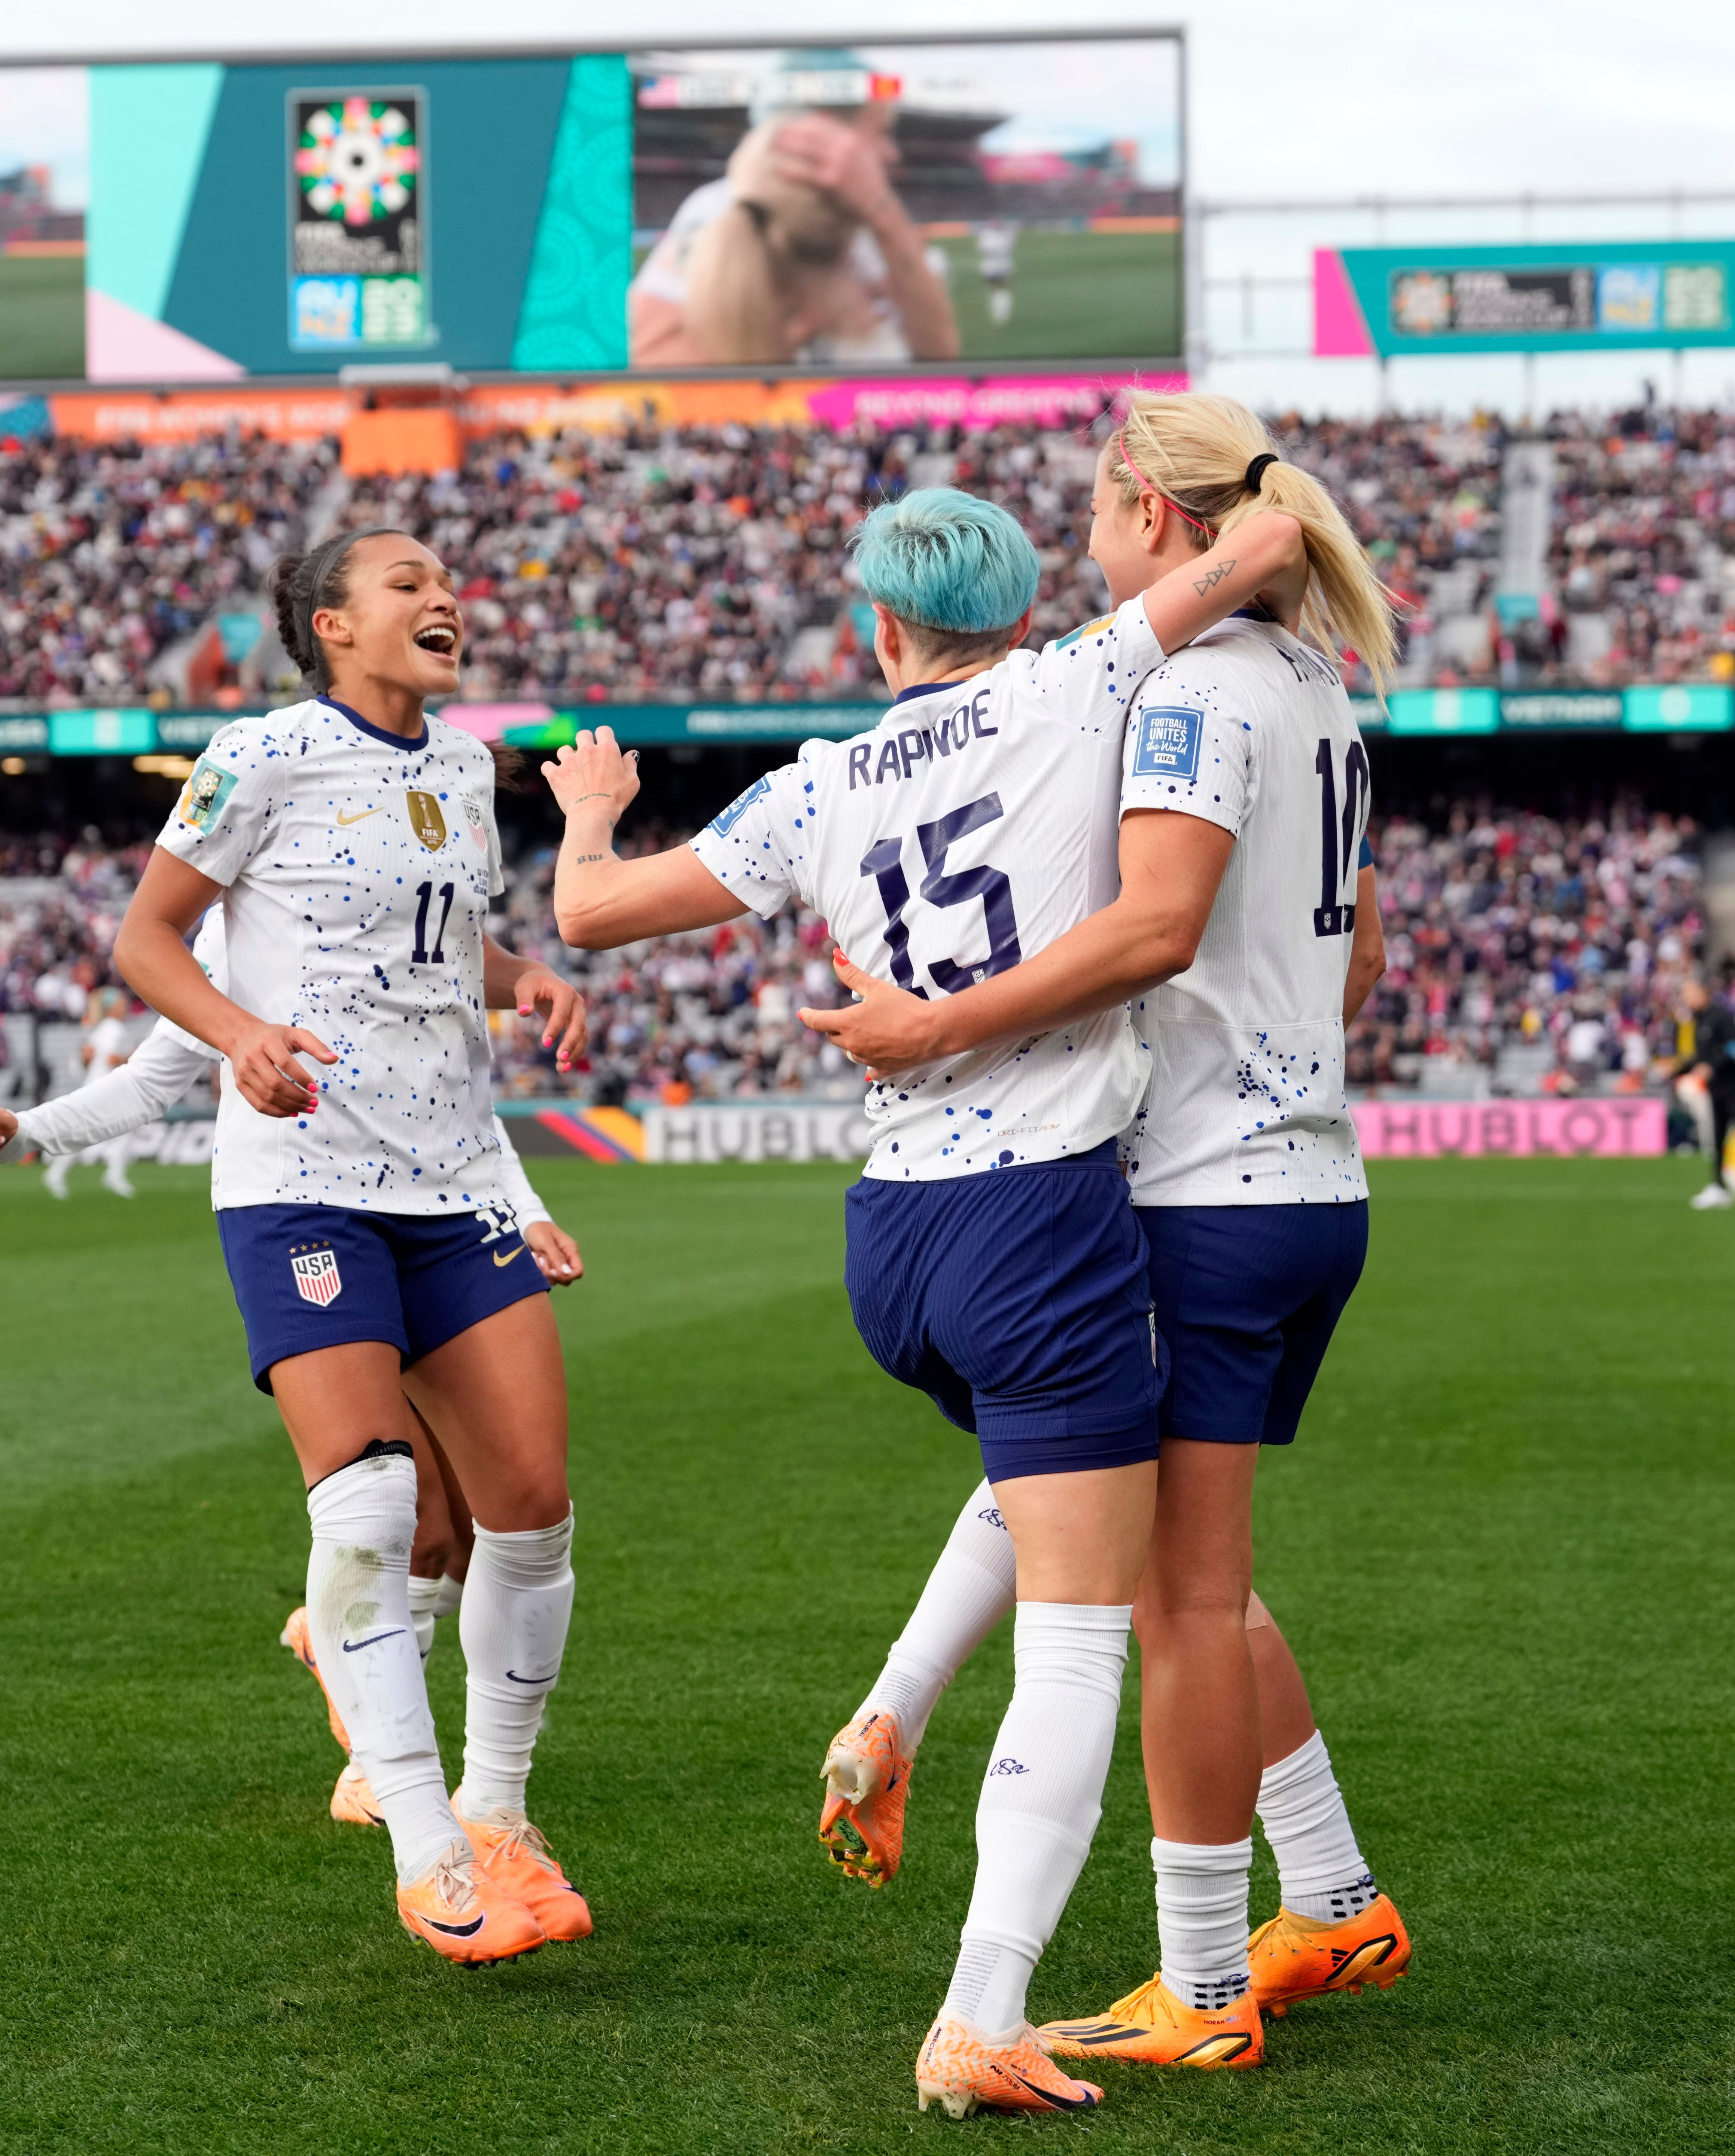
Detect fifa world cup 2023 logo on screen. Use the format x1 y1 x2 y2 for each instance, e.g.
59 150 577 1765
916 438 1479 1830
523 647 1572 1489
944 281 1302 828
288 89 429 351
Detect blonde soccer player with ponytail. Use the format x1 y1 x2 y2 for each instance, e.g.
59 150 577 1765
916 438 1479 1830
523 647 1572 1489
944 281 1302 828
807 392 1409 2078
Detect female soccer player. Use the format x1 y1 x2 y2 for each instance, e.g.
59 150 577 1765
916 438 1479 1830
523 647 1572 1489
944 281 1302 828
537 485 1309 2115
111 527 591 1967
803 393 1406 2072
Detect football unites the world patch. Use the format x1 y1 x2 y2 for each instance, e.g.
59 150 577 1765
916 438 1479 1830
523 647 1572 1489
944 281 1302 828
1132 705 1204 783
406 791 447 850
179 758 238 831
709 774 771 837
290 1245 343 1306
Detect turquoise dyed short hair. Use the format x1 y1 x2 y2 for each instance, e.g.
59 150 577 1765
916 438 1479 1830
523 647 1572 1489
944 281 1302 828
849 488 1040 636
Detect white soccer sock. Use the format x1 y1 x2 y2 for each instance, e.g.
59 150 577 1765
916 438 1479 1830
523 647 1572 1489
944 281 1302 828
941 1601 1131 2037
406 1574 442 1662
457 1508 575 1818
854 1481 1017 1753
304 1453 462 1885
432 1572 464 1621
1256 1728 1377 1922
1153 1836 1253 2012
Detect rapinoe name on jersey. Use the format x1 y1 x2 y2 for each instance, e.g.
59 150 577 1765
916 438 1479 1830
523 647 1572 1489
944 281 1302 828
1132 705 1203 783
847 685 1001 790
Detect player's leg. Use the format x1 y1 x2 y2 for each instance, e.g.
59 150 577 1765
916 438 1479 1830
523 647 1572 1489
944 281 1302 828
406 1407 457 1662
821 1481 1016 1884
42 1145 73 1198
98 1133 134 1199
398 1236 590 1944
221 1202 543 1965
1691 1089 1734 1205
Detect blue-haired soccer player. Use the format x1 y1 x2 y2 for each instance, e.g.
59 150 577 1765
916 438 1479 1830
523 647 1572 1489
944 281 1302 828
539 487 1306 2116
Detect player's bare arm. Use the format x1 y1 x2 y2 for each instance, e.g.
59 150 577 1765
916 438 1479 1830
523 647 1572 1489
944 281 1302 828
803 810 1235 1074
544 728 749 947
480 935 587 1074
114 847 337 1118
1343 865 1385 1024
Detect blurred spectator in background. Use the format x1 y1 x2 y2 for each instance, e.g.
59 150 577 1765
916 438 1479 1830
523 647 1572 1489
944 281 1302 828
1678 975 1735 1208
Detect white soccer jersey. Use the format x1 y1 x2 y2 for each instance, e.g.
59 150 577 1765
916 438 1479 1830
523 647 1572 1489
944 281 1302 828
153 696 506 1214
1118 615 1370 1206
691 595 1163 1179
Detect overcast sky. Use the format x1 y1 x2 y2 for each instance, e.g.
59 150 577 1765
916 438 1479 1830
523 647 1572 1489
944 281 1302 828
9 0 1735 414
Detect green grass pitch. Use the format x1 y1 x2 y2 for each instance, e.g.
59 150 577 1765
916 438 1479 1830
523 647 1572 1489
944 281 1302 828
0 255 85 383
1 1153 1731 2153
928 230 1182 363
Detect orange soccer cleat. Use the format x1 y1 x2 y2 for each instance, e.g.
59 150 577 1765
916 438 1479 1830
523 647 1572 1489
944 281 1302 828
818 1711 912 1887
280 1606 351 1754
1040 1974 1263 2070
452 1793 593 1943
1248 1894 1411 2017
329 1760 384 1827
915 2016 1104 2119
396 1843 546 1968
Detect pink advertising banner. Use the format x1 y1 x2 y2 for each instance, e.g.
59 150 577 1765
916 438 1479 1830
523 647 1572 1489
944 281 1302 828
1354 1096 1665 1158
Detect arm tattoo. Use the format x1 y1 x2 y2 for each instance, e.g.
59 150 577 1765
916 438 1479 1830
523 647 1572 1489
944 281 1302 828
569 852 607 865
1192 558 1235 596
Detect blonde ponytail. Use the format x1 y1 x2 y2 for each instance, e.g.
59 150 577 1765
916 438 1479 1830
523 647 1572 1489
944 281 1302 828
1111 391 1398 692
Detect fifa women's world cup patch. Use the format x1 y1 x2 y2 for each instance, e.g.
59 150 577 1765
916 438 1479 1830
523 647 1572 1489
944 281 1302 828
1131 706 1203 783
290 1243 343 1305
709 774 770 836
407 791 447 850
179 758 239 831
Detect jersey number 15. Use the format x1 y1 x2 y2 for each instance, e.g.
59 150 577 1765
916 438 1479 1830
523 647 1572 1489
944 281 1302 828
861 793 1023 999
1313 739 1369 939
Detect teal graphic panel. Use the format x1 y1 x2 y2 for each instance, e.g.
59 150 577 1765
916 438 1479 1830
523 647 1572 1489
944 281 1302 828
88 65 223 321
513 56 632 371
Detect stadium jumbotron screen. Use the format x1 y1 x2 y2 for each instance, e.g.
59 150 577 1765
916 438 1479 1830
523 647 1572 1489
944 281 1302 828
0 35 1182 385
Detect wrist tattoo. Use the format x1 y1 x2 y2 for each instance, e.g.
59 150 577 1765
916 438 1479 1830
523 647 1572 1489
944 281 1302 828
1192 558 1235 596
570 851 607 865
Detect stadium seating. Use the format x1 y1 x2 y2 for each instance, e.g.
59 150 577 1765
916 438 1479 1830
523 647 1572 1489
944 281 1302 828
0 804 1704 1106
4 404 1735 707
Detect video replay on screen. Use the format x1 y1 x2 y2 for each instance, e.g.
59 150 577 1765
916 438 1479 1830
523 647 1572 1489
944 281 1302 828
0 35 1182 384
627 39 1183 369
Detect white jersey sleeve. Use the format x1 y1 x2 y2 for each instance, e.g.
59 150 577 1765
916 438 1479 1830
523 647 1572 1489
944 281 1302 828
155 725 280 887
492 1114 551 1227
687 763 813 917
12 1027 212 1156
1029 593 1163 720
1120 618 1368 1206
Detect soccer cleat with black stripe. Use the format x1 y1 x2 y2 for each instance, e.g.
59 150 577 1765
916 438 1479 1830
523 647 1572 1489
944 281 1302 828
915 2015 1104 2118
1248 1894 1410 2016
396 1842 546 1968
1040 1973 1263 2069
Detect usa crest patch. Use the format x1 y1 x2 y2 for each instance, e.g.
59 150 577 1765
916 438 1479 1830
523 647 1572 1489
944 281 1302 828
1132 705 1203 783
290 1245 343 1306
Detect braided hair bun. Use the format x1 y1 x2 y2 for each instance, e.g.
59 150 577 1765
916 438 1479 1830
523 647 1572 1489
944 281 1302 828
267 526 411 689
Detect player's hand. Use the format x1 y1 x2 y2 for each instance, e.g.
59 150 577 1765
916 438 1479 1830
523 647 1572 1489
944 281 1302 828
770 114 901 227
798 951 944 1077
515 968 587 1075
228 1019 338 1118
542 729 640 823
0 1107 17 1147
526 1218 583 1284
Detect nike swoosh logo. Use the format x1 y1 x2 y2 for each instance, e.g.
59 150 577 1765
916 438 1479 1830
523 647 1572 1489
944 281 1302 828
506 1669 558 1684
1005 2068 1096 2111
426 1913 486 1937
337 807 384 825
493 1245 526 1267
342 1629 406 1651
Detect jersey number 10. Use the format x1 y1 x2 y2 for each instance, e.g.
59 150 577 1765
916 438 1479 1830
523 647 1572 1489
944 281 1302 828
1313 739 1369 939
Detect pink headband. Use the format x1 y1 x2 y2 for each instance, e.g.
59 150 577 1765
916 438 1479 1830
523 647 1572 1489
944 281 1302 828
1116 428 1216 539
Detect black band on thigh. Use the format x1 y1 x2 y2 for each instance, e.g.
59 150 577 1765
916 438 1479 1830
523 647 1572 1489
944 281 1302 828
307 1436 415 1493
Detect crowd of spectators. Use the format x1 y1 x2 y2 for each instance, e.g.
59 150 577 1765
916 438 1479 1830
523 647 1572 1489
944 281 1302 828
0 435 335 707
1 799 1712 1109
1348 797 1705 1093
6 400 1735 707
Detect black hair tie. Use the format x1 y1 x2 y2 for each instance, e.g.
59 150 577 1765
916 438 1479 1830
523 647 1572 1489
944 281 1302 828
1245 452 1278 495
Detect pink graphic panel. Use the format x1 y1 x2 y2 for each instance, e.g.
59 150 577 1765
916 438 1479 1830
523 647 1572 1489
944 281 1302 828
1353 1097 1666 1158
804 373 1184 432
1313 250 1374 358
85 289 244 383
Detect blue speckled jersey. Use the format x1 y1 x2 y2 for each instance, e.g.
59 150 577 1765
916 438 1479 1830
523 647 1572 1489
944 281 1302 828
689 594 1162 1181
1118 616 1370 1205
152 696 506 1214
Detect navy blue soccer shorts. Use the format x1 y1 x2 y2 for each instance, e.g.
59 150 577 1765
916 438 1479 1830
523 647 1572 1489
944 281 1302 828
217 1199 550 1392
844 1140 1164 1483
1139 1200 1369 1445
